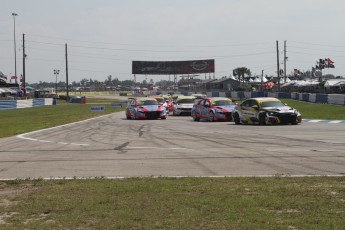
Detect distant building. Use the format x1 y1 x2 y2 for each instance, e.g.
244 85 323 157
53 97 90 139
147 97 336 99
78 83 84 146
209 77 241 91
178 77 202 91
195 79 218 91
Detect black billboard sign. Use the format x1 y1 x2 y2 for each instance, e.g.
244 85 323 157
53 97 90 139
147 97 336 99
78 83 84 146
132 59 215 75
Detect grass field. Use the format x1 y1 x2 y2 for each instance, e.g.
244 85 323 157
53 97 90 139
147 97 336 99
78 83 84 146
0 98 124 138
281 99 345 120
0 177 344 229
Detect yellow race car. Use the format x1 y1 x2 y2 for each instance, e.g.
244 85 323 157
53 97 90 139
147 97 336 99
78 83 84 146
232 97 302 125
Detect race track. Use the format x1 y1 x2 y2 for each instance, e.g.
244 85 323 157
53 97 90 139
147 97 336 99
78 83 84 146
0 111 344 179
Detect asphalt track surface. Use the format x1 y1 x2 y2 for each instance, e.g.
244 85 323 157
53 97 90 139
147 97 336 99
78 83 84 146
0 111 344 179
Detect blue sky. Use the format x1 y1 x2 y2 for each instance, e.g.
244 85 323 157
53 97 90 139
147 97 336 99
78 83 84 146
1 0 344 83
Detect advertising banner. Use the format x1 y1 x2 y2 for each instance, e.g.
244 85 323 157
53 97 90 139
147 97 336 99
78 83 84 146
132 59 215 75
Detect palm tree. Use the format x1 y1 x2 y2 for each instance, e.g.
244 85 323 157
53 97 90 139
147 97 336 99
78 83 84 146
233 67 251 84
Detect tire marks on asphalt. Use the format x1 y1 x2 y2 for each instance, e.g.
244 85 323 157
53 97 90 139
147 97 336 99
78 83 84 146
114 141 129 153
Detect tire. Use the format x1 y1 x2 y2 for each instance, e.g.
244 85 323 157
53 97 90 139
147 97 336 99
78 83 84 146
126 111 131 119
259 113 266 125
233 113 241 125
192 111 200 121
209 111 215 122
227 113 233 122
161 117 167 120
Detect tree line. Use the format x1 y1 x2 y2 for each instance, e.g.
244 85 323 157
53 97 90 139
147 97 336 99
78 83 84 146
28 75 175 91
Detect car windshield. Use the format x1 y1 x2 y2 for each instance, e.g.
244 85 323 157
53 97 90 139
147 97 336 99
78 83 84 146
154 98 164 103
138 100 158 105
177 99 195 104
211 100 234 106
260 101 285 108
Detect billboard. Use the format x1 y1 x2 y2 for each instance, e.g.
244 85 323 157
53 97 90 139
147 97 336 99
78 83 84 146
132 59 215 75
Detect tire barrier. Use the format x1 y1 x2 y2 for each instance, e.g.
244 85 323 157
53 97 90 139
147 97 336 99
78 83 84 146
0 100 16 109
0 98 55 109
315 94 328 104
301 93 310 102
33 98 45 106
237 92 245 99
328 94 345 105
211 91 219 97
181 91 345 105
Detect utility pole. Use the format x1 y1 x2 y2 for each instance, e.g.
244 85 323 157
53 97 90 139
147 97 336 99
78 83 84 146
261 69 264 83
12 13 18 82
54 69 60 93
284 40 287 83
276 40 280 91
260 69 264 92
22 33 26 88
65 43 69 102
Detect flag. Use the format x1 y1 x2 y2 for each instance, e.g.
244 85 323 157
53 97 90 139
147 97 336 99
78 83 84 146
316 59 325 69
327 58 334 64
326 58 335 68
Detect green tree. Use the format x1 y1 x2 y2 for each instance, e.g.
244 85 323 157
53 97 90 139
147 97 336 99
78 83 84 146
80 78 88 86
105 75 112 86
111 77 120 86
233 67 251 84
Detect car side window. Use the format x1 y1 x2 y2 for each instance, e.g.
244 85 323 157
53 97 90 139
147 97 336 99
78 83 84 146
252 100 259 107
241 100 251 107
247 100 253 107
204 100 210 107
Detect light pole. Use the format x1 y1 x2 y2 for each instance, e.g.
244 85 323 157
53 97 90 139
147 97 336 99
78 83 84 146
12 13 18 82
54 69 60 93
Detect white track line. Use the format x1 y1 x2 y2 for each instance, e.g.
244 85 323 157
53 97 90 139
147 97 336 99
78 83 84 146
329 120 342 124
307 120 322 123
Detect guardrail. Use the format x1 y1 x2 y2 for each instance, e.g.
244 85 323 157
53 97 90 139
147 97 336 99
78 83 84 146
0 98 56 109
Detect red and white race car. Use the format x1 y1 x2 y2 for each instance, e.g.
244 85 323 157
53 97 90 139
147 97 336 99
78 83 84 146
125 97 168 120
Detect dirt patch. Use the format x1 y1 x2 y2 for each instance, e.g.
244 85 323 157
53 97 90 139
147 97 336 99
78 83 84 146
0 199 18 207
0 212 19 225
0 183 40 196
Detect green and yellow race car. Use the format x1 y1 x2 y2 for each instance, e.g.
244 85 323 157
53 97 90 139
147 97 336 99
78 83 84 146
232 97 302 125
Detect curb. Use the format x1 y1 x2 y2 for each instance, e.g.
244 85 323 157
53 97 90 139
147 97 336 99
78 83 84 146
303 119 345 124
